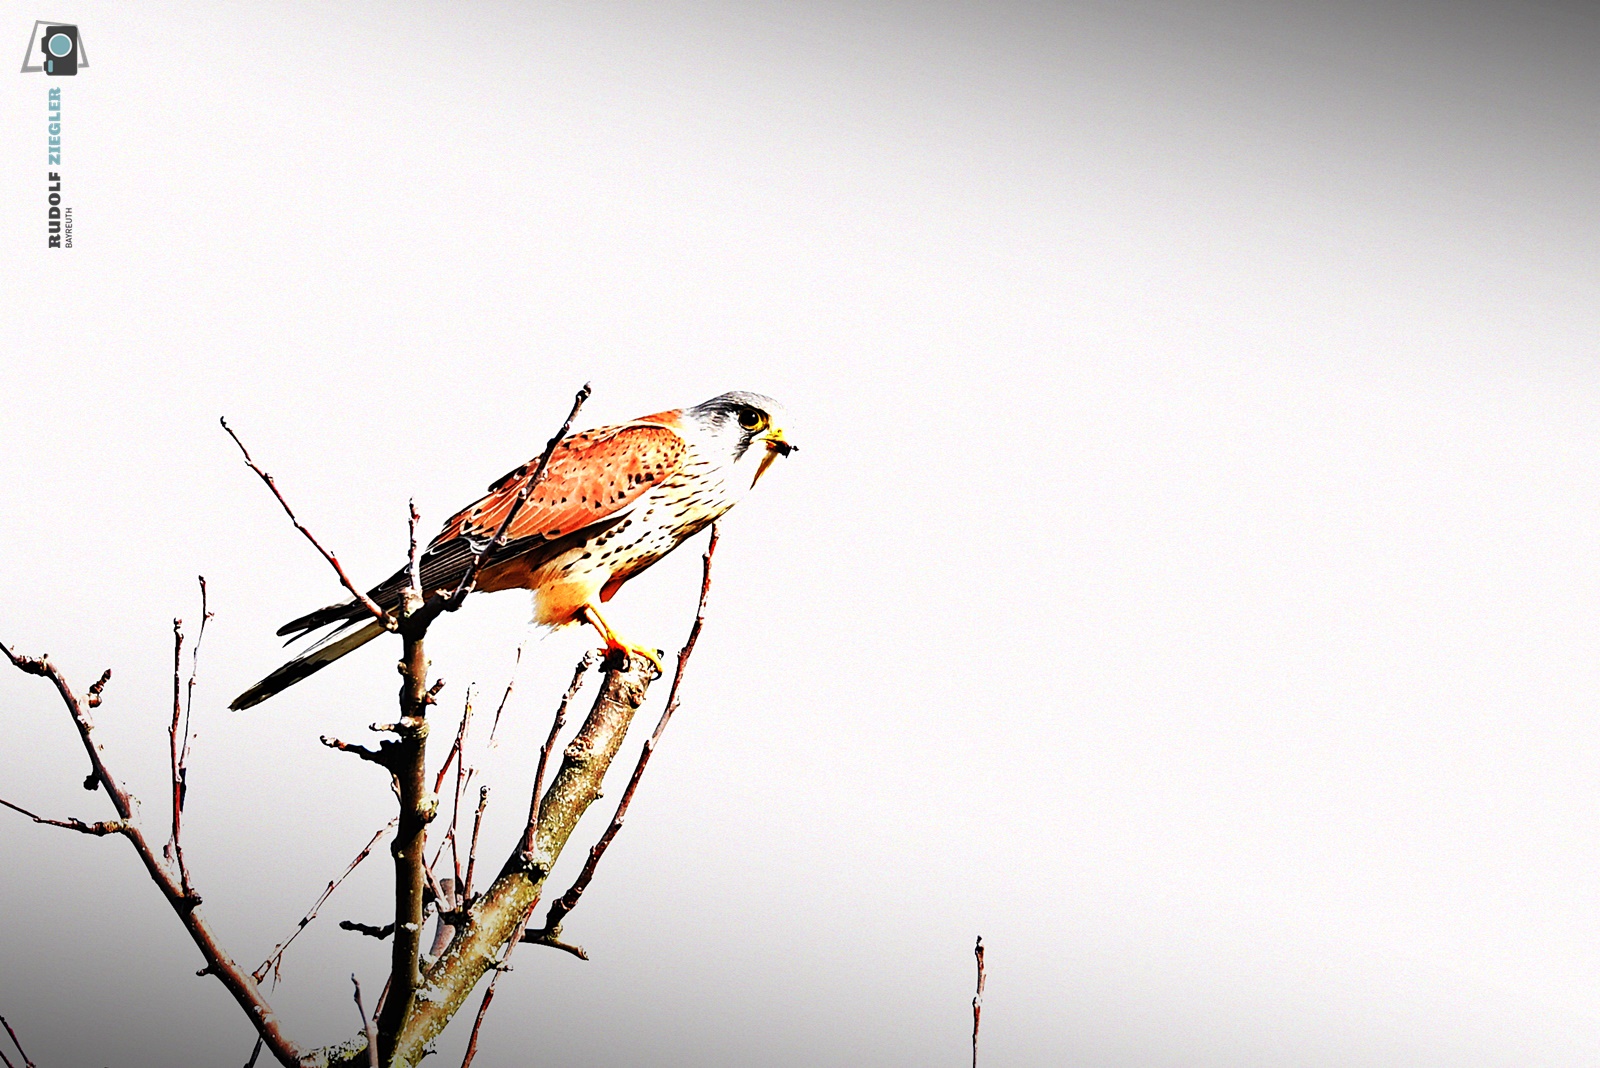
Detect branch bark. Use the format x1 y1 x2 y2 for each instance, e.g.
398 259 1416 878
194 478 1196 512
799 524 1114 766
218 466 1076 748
322 653 656 1067
372 591 437 1062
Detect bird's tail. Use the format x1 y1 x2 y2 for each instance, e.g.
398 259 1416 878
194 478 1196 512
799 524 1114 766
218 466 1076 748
229 619 388 710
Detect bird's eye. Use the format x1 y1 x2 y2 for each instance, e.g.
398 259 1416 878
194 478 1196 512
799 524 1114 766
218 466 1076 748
737 407 768 432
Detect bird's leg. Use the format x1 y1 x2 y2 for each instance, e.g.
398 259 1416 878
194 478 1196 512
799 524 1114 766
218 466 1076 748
578 603 664 674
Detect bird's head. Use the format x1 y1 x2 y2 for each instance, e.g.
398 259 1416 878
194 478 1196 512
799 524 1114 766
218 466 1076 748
685 391 796 488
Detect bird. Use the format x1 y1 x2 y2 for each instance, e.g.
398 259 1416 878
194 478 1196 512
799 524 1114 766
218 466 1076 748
230 391 794 710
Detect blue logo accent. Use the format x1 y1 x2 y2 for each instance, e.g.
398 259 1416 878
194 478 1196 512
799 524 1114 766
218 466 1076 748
47 33 72 57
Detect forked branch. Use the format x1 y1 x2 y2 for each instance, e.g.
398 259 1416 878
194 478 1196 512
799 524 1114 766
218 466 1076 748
535 525 719 937
1 644 310 1068
220 417 393 630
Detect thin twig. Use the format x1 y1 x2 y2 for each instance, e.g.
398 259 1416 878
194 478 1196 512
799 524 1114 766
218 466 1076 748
85 668 110 709
972 936 986 1068
485 642 527 748
446 384 591 606
458 900 540 1068
519 927 589 960
320 736 389 765
537 525 719 935
179 576 211 809
0 1013 38 1068
340 921 396 940
450 687 476 892
431 691 472 798
220 417 393 629
255 819 398 985
2 644 307 1067
519 651 599 860
462 785 489 902
408 499 422 596
350 975 380 1068
0 795 126 837
167 618 194 894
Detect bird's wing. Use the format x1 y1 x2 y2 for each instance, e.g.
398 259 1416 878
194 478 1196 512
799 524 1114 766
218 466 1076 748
275 421 687 641
438 421 686 545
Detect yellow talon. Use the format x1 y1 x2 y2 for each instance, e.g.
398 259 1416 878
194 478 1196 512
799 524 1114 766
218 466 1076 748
579 604 664 674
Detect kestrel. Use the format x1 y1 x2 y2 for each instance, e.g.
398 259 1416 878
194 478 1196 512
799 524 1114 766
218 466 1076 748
230 391 794 710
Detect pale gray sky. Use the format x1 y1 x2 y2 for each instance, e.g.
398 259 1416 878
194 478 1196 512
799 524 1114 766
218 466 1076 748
2 2 1598 1065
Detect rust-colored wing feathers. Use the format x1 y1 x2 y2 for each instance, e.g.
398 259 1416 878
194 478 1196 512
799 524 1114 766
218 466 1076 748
273 421 687 642
437 422 686 547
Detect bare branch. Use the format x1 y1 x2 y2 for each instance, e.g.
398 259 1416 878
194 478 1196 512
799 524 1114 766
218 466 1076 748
340 921 396 941
485 642 526 748
457 900 541 1068
447 384 591 606
220 417 392 630
519 927 589 960
2 645 308 1067
0 1014 35 1068
255 820 398 985
353 655 656 1067
462 785 489 902
972 936 986 1068
519 651 599 860
407 499 422 596
449 688 476 893
350 976 379 1068
0 795 125 837
167 618 194 895
373 589 437 1062
427 879 461 957
537 525 719 935
85 667 110 709
320 736 389 766
180 576 212 794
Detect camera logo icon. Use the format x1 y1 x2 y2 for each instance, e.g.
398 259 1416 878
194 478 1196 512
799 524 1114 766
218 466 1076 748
19 20 88 75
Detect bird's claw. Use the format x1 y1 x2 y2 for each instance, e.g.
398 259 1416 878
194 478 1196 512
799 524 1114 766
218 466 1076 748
605 641 664 676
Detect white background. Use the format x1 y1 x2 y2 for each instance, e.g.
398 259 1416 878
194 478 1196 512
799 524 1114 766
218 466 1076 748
1 2 1597 1065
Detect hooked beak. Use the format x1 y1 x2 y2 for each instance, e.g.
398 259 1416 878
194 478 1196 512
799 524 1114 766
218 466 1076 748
762 427 796 457
753 426 795 486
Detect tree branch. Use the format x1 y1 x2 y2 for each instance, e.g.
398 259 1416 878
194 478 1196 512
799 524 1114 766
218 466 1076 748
535 525 719 937
972 936 986 1068
167 618 195 896
461 786 490 903
449 689 476 894
256 820 398 986
1 645 311 1068
521 651 599 859
351 976 379 1068
220 417 393 630
372 589 438 1062
324 653 656 1067
484 642 526 748
448 384 591 606
339 921 396 941
0 1015 35 1068
519 927 589 960
0 795 125 837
